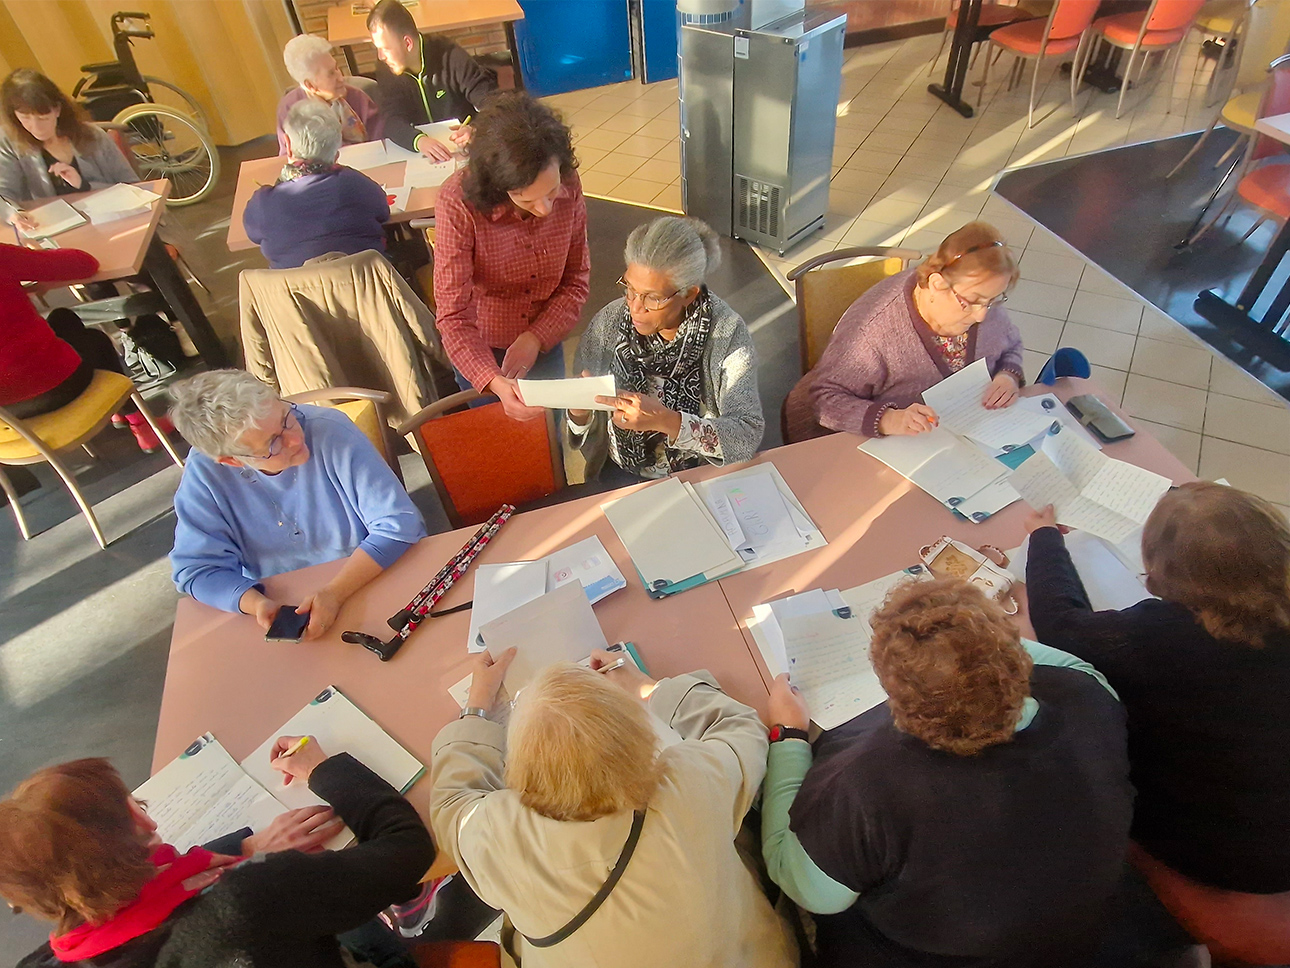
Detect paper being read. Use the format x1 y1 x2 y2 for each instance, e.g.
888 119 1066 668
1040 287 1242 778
338 140 389 170
780 609 887 731
922 358 1054 449
1011 531 1151 612
76 183 160 224
517 375 616 411
860 427 1005 508
476 582 610 694
466 561 548 653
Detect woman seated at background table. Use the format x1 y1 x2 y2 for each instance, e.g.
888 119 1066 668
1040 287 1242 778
0 69 137 229
1024 482 1290 967
762 578 1134 968
0 740 434 968
276 33 383 156
433 92 589 421
429 649 798 968
567 216 763 487
786 221 1024 440
245 100 389 270
168 370 425 638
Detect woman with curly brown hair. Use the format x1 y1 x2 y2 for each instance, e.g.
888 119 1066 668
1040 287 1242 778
1025 482 1290 965
432 91 589 421
760 577 1133 968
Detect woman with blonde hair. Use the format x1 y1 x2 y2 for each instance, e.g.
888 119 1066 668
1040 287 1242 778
429 647 797 968
783 221 1024 440
761 577 1134 968
1025 482 1290 965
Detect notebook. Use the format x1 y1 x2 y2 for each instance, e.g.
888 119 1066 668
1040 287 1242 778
18 198 86 238
921 358 1056 449
74 183 161 224
859 427 1019 521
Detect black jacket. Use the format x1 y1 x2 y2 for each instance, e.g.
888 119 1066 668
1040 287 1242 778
372 34 497 151
18 753 435 968
1026 525 1290 894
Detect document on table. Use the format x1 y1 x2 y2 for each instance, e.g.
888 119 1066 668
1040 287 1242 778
517 375 616 411
415 119 463 146
1008 430 1172 544
1014 393 1102 450
838 565 935 638
477 582 610 694
134 734 286 852
780 608 887 730
338 140 389 170
1009 530 1152 612
385 185 411 214
18 198 86 238
859 427 1010 514
545 535 627 603
922 359 1055 449
403 156 457 188
74 183 161 224
693 464 826 567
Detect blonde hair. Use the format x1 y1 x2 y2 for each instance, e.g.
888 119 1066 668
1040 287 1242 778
915 220 1019 289
506 664 664 821
1142 481 1290 648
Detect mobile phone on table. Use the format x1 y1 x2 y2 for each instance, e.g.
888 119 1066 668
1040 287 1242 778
265 605 310 642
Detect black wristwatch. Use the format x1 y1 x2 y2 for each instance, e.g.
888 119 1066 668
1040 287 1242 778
768 724 809 743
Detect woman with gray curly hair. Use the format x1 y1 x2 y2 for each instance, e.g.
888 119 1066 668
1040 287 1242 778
568 216 764 485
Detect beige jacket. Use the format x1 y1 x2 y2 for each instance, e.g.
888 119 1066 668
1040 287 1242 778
429 673 798 968
239 250 443 426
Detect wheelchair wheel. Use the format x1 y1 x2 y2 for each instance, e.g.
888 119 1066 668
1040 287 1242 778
140 76 209 130
112 103 219 206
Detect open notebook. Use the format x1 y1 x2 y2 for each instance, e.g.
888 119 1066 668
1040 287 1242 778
138 687 422 852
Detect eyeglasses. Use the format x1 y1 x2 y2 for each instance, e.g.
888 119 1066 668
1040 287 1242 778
948 282 1009 313
238 404 300 461
617 277 680 312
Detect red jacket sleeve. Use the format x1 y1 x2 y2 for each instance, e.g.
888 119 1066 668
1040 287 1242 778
0 243 98 284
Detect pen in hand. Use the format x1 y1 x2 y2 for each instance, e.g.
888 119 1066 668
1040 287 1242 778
279 736 310 758
595 657 626 674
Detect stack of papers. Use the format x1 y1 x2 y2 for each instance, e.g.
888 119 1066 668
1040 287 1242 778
1008 529 1152 612
466 535 627 652
474 582 610 693
74 183 160 224
860 427 1020 521
18 198 86 238
517 375 616 411
923 359 1056 450
602 467 825 597
1008 430 1172 544
337 140 389 170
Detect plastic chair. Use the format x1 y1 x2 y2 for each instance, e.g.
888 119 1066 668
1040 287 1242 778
1189 0 1253 104
0 370 183 548
926 1 1038 77
1082 0 1211 118
412 941 501 968
284 386 404 484
397 390 564 528
978 0 1102 127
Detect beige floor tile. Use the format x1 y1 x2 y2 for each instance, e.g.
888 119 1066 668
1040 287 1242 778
1021 348 1049 385
833 126 871 149
1009 310 1064 354
889 155 953 180
841 218 908 247
872 113 930 134
635 156 679 182
589 152 646 178
567 107 616 129
1198 437 1290 505
585 94 638 114
844 149 905 174
1023 226 1076 256
1136 306 1195 345
651 183 683 212
573 146 607 170
1088 364 1129 405
859 195 925 227
980 212 1035 249
650 142 681 164
1203 393 1290 455
1008 279 1076 320
862 130 918 154
577 169 626 196
901 229 950 254
833 144 858 167
597 112 651 135
1018 249 1086 290
1122 374 1208 433
1074 262 1134 297
828 189 877 219
1060 321 1137 370
1131 418 1202 474
874 177 940 204
615 134 673 159
830 167 885 197
939 165 1000 188
575 128 630 152
1208 359 1285 405
819 211 859 241
608 178 672 206
1066 289 1143 335
1128 336 1212 389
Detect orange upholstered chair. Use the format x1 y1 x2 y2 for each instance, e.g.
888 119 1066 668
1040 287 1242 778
1083 0 1211 117
926 1 1037 77
412 940 502 968
397 390 564 528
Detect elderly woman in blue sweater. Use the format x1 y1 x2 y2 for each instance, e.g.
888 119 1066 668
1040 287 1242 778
168 370 425 638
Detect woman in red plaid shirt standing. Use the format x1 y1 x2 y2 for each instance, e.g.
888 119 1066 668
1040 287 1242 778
433 92 590 421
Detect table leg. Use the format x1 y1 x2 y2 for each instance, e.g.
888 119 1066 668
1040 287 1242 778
928 0 982 118
1195 217 1290 337
1236 216 1290 313
141 236 229 367
504 20 524 91
342 43 360 76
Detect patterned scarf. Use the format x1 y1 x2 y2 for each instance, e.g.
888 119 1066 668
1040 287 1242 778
277 158 341 183
610 289 713 473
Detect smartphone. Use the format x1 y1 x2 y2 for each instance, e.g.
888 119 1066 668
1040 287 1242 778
265 605 309 642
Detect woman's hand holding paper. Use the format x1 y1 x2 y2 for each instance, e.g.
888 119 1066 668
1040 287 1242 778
467 647 517 711
768 674 810 732
598 390 682 440
981 371 1020 409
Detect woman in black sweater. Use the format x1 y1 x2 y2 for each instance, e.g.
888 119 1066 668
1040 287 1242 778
1025 481 1290 966
0 736 435 968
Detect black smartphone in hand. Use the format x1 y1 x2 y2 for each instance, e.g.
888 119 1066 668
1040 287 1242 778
265 605 310 642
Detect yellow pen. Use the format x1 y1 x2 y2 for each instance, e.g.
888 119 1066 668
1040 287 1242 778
280 736 310 758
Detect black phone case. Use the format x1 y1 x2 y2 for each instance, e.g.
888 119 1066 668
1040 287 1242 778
265 606 308 642
1065 394 1135 443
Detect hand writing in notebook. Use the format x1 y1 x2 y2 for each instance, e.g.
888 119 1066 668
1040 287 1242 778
270 735 327 787
590 648 657 703
877 403 939 437
769 674 809 731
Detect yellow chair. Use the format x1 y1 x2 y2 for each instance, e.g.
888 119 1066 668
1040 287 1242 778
283 386 404 485
0 370 183 549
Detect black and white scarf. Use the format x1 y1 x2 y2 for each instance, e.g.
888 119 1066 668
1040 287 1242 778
610 289 713 473
277 158 341 184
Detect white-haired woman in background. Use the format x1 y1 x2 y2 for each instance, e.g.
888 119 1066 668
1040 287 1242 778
429 649 798 968
276 33 383 154
244 100 389 269
567 216 764 486
168 369 425 638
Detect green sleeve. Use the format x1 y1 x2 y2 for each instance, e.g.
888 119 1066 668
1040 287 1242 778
761 739 860 914
1023 637 1119 700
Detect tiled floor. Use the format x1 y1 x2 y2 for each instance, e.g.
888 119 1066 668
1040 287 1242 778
542 31 1290 517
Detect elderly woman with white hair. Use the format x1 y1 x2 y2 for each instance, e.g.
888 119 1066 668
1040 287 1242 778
244 99 389 269
568 216 763 486
275 32 383 154
429 648 798 968
168 370 425 638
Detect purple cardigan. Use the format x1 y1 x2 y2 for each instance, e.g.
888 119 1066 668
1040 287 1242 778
809 269 1025 437
276 86 384 155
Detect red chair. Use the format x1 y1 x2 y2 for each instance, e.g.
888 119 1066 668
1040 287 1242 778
926 1 1038 77
412 940 502 968
978 0 1102 127
1081 0 1211 118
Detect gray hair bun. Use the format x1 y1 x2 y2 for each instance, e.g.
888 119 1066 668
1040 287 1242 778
624 216 722 292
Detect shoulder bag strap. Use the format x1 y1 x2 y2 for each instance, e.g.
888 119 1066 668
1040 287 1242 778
522 810 646 949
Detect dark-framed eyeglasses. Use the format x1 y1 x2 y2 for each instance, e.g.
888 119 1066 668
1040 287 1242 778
948 282 1009 312
238 403 301 461
617 276 680 312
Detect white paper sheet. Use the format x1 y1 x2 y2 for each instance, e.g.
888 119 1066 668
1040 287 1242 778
545 535 627 603
385 184 411 214
838 566 935 638
478 582 610 694
403 155 458 188
859 427 1008 512
1013 393 1102 450
1011 530 1152 612
952 476 1021 523
18 198 86 238
517 375 616 410
74 183 160 224
780 608 887 730
922 358 1055 449
692 464 827 569
415 118 463 145
466 561 549 653
135 734 286 852
700 470 801 562
338 140 389 170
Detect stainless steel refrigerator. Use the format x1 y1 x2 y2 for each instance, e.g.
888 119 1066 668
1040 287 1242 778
680 5 846 254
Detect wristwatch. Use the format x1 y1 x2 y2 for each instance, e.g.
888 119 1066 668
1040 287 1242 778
459 706 489 721
768 724 809 743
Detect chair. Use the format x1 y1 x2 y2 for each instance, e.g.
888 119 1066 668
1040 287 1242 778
412 941 501 968
284 386 404 484
0 370 183 548
1081 0 1211 119
1189 0 1253 104
926 1 1038 77
780 247 921 444
397 390 564 528
978 0 1102 127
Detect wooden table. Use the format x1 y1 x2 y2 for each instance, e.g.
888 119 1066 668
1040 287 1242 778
226 153 441 252
326 0 525 80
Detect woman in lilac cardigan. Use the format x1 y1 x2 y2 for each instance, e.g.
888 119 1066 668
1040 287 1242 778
787 222 1025 440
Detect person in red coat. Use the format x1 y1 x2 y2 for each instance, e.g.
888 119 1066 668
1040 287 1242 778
0 243 167 451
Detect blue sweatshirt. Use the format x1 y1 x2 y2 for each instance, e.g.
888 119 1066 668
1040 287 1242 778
170 405 426 613
243 166 390 270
